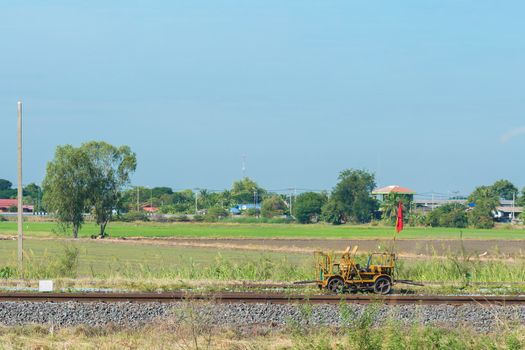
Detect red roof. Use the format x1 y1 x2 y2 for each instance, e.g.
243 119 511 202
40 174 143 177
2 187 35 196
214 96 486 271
0 199 17 207
140 204 159 213
372 185 416 195
0 199 34 210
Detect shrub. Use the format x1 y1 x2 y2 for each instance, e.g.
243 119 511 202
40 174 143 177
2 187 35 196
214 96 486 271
0 266 15 278
204 207 228 222
426 203 468 228
293 192 327 224
193 215 204 222
120 211 150 222
261 196 287 218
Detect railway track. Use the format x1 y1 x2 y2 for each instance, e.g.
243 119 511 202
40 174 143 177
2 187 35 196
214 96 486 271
1 292 524 305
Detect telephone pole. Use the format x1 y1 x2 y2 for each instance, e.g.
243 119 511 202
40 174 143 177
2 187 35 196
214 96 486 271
17 101 23 266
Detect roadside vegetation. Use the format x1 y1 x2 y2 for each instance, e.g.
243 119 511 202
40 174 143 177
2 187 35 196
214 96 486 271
0 308 523 350
1 241 525 294
2 220 525 239
2 145 525 239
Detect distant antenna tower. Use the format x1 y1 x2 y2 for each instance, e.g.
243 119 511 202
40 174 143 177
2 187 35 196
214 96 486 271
241 155 246 178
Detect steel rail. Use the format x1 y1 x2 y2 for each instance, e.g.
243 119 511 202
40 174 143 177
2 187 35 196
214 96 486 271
1 292 525 305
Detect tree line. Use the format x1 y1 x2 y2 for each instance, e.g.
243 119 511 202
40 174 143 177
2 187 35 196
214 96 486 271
1 141 524 237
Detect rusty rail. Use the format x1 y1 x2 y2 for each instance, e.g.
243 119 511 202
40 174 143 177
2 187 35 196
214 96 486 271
0 292 524 305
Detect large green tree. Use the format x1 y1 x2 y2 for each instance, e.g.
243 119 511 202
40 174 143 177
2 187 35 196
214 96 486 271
0 179 16 199
81 141 137 237
42 146 95 238
379 193 413 224
426 203 468 228
231 177 266 204
261 195 288 218
322 169 377 224
23 183 43 212
467 186 499 229
43 142 136 238
491 179 518 200
294 192 327 224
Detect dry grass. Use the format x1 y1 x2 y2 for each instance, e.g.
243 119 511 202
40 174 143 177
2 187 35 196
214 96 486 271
0 320 523 350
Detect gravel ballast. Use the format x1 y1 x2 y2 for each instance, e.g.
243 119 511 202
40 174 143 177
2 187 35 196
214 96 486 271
1 302 524 332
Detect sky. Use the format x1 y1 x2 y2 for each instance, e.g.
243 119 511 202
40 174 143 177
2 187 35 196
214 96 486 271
1 1 524 196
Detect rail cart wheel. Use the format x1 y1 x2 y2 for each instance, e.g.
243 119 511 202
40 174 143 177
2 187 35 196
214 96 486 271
373 277 392 295
327 277 345 293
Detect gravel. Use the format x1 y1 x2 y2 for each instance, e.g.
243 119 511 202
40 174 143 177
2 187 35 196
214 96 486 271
1 302 524 332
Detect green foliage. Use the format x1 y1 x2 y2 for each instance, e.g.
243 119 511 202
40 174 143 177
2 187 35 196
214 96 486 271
244 208 259 217
326 169 377 224
380 193 413 224
408 212 426 227
57 245 80 278
204 207 228 222
42 145 95 238
0 266 15 278
193 214 204 222
120 211 150 222
231 177 266 204
491 179 518 200
342 304 382 350
321 199 346 225
293 192 327 224
43 142 136 238
0 179 12 191
81 141 137 237
221 216 292 224
261 195 288 218
7 205 17 213
151 187 173 197
23 183 43 211
0 179 16 199
426 203 468 228
468 186 498 228
15 246 79 279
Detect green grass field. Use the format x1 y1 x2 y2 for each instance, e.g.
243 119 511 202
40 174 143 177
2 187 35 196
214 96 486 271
1 221 525 239
0 239 310 279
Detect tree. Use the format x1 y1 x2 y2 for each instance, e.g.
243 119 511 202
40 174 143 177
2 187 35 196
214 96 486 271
293 192 327 224
491 179 518 200
23 183 43 211
0 179 16 199
152 187 173 197
81 141 137 237
324 169 377 224
43 145 95 238
468 186 499 229
261 195 287 218
379 193 413 225
426 203 468 228
321 199 346 225
231 177 266 204
0 179 12 191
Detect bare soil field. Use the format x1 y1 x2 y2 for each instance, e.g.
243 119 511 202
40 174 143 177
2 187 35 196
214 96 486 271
111 237 525 257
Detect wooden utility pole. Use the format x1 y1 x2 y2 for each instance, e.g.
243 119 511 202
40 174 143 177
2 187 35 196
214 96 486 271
17 101 23 266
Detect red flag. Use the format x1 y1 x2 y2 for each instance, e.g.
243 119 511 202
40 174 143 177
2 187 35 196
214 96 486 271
396 201 403 233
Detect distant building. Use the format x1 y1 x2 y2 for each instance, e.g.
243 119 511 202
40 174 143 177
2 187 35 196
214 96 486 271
372 185 416 201
140 204 159 213
494 206 523 222
229 203 261 215
0 199 33 213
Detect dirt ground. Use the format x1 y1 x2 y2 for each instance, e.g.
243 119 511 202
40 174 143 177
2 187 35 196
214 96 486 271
2 235 524 257
113 237 525 257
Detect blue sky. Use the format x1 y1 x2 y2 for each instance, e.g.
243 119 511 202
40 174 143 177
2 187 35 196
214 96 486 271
1 1 524 195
